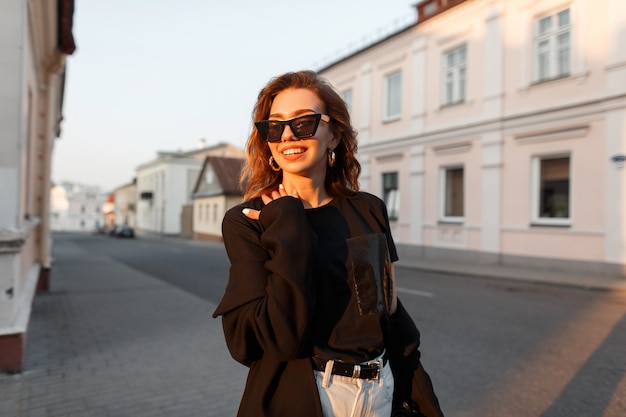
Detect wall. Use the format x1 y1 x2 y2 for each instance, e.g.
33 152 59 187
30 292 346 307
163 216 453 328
320 0 626 276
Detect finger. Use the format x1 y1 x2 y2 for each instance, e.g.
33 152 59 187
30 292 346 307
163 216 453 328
278 183 287 197
270 190 281 200
291 188 300 199
261 194 272 205
242 208 260 220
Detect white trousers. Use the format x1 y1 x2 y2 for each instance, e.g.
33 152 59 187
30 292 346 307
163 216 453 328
314 354 394 417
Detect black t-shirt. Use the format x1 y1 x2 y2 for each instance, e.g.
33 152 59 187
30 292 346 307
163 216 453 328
305 193 398 364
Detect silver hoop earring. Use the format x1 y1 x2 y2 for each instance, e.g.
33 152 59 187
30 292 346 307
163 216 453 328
328 150 336 167
269 156 281 171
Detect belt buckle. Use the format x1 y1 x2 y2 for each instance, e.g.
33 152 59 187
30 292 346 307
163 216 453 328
357 362 380 380
372 362 381 380
372 362 380 379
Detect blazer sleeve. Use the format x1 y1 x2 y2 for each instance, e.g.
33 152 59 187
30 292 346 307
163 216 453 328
388 299 445 417
212 197 314 367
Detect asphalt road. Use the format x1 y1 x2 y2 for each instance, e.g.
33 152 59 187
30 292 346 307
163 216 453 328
76 233 626 417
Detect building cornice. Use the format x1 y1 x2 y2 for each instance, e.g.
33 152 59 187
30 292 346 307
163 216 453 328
0 217 41 254
360 92 626 153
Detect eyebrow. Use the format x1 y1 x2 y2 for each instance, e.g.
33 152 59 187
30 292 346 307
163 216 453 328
268 108 320 119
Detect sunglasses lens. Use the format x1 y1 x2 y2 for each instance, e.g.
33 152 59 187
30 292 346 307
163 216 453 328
255 121 280 142
292 115 319 138
256 114 322 142
266 121 284 142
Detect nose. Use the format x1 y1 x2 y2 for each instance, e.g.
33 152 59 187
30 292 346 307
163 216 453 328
280 124 297 142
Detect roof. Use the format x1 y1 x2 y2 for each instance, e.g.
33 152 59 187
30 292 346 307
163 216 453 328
192 156 245 197
58 0 76 55
317 0 469 73
136 142 245 171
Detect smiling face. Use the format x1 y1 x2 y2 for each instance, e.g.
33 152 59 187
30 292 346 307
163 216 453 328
267 88 338 185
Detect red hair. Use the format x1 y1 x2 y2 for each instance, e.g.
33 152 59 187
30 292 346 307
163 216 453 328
240 70 361 201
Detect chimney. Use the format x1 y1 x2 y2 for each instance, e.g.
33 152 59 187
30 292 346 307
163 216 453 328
198 138 206 149
416 0 467 22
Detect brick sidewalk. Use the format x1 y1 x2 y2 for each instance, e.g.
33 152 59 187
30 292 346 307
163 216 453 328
0 236 246 417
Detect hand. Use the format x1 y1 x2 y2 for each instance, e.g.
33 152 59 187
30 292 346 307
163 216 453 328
242 184 299 220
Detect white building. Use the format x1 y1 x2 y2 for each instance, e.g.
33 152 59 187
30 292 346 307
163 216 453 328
136 142 245 235
49 182 107 232
192 156 244 240
319 0 626 278
0 0 76 372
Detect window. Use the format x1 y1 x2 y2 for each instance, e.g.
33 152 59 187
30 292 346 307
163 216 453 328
424 3 437 15
384 71 402 120
533 8 571 82
440 166 464 221
341 88 353 114
532 156 570 224
442 45 467 106
205 169 215 184
382 172 399 220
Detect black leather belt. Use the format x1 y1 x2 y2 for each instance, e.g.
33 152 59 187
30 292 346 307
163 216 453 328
311 356 385 379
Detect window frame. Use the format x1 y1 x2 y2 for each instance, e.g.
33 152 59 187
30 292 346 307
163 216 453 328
205 168 215 184
439 165 465 223
532 8 571 83
441 44 467 107
382 172 399 221
530 154 572 226
383 70 402 122
341 88 353 115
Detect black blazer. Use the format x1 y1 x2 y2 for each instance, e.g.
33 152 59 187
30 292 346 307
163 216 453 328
213 194 444 417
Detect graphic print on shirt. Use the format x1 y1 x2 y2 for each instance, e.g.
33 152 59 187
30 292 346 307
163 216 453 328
346 233 393 316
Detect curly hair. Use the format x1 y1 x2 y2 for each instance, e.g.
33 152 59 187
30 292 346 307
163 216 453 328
240 70 361 201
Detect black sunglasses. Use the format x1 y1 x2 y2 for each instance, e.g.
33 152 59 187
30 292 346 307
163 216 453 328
255 114 330 142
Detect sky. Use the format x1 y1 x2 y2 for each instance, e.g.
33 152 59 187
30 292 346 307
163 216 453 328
52 0 418 192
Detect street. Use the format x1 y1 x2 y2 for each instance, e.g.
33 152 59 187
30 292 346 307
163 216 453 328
2 232 625 416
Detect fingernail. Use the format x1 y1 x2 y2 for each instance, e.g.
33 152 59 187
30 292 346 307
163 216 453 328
279 184 284 189
242 208 250 215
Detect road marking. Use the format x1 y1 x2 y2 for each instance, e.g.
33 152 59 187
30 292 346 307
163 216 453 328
396 287 434 298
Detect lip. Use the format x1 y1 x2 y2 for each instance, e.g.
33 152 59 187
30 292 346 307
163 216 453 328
279 145 308 157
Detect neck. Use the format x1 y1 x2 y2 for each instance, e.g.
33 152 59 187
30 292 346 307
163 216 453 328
282 173 330 209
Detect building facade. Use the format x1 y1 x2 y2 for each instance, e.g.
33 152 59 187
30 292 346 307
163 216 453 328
0 0 75 371
319 0 626 278
136 142 245 236
112 179 138 229
49 182 107 232
192 156 244 240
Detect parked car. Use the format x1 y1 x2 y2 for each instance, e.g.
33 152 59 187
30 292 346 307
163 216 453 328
108 225 135 238
117 226 135 237
116 226 135 238
91 225 107 235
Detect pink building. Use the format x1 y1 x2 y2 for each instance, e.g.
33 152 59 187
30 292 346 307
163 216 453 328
0 0 76 371
320 0 626 279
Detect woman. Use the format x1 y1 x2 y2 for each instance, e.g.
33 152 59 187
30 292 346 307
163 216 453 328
213 70 444 417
